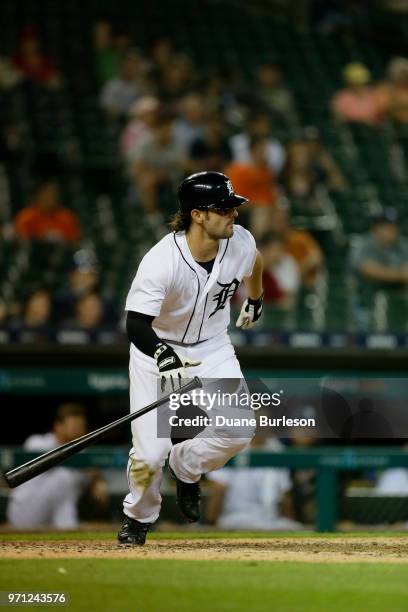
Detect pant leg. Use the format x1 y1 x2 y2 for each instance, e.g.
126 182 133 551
169 432 251 484
123 345 172 523
169 340 255 483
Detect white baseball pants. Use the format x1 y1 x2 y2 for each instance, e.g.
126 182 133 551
123 334 254 523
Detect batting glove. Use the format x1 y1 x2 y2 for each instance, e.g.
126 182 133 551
236 293 264 329
154 343 201 392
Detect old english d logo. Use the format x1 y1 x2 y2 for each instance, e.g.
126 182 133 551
209 279 240 317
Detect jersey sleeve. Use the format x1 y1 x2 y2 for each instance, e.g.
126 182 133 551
125 247 171 317
239 225 257 277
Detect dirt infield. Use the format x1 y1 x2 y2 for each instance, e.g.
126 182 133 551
2 537 408 563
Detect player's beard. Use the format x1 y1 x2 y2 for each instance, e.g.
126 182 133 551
207 225 233 240
223 222 235 238
204 217 235 240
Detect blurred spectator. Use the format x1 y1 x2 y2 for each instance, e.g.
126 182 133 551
351 208 408 287
100 50 146 119
120 95 160 165
303 126 348 191
14 179 80 243
11 26 61 88
150 37 174 77
259 232 301 307
283 129 347 213
331 62 384 125
174 93 206 153
229 112 286 175
0 56 21 89
7 403 108 529
226 136 279 238
206 431 301 531
55 249 117 324
10 288 52 343
188 112 232 173
73 292 104 331
57 292 117 345
93 20 132 86
350 208 408 330
379 57 408 125
269 204 324 287
254 62 299 135
158 55 195 105
375 467 408 494
202 69 241 120
131 110 185 224
68 250 99 293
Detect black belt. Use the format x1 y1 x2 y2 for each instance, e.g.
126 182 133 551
162 338 209 347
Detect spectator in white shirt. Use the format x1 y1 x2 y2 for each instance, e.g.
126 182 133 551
100 51 146 119
206 430 301 530
7 403 106 529
229 112 286 175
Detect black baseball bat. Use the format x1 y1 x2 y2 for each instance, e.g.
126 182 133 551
4 377 202 488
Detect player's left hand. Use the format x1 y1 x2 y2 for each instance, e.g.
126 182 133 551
155 343 201 392
236 293 264 329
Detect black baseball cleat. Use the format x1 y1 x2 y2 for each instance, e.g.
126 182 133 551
117 516 152 546
168 465 201 523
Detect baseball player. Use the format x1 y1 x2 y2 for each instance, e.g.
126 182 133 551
118 171 264 545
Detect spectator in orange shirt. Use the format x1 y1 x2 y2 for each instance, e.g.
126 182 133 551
331 62 384 126
268 203 324 287
226 136 278 239
14 179 80 243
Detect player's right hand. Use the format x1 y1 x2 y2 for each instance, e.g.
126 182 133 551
154 343 201 392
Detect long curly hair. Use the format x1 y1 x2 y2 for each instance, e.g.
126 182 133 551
169 210 192 232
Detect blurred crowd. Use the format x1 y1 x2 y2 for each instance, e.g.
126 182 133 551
2 402 316 530
5 399 408 531
331 58 408 127
0 20 408 340
0 241 121 344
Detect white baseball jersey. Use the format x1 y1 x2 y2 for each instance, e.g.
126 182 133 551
125 224 256 345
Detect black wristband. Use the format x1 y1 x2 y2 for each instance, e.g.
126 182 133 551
246 292 264 322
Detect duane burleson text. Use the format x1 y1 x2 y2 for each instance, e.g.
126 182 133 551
169 415 316 427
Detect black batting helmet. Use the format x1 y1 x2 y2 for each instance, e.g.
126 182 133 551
178 171 248 213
